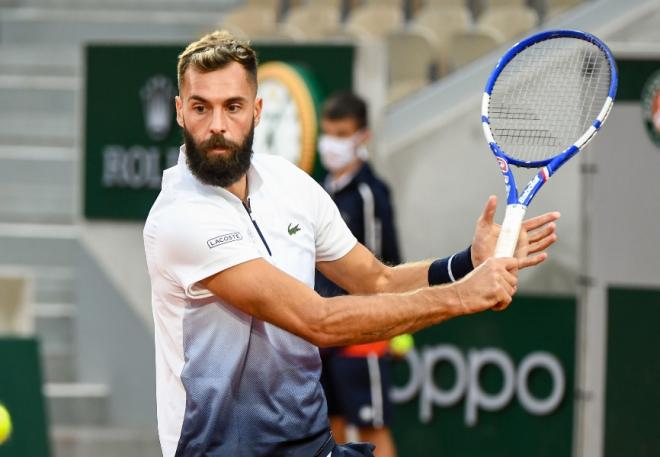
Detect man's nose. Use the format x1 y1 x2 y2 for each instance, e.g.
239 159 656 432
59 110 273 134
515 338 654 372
209 110 228 135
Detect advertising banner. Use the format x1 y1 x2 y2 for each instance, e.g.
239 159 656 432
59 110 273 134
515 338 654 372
84 43 354 220
390 295 576 457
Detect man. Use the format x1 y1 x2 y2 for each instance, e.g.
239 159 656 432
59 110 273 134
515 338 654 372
315 91 401 457
143 30 559 457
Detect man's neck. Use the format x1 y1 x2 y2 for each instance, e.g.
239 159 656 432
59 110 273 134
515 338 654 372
225 174 249 204
329 158 363 184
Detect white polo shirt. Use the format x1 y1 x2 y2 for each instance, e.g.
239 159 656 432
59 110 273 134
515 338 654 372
143 148 356 457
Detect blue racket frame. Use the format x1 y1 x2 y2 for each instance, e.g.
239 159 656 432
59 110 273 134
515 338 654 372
482 29 618 207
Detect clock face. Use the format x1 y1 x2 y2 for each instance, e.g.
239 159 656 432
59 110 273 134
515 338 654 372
254 62 318 173
254 79 303 165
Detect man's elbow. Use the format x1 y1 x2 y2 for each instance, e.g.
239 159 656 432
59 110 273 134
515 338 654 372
372 264 394 294
300 301 339 348
302 323 336 348
296 325 334 347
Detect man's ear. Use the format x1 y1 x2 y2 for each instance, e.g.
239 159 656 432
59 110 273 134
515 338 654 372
254 97 263 127
358 128 372 145
175 95 184 128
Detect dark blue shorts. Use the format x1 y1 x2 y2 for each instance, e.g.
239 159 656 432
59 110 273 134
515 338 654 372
330 442 375 456
314 432 375 457
320 353 393 428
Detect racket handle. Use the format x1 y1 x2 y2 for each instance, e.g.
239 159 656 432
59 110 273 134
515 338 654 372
495 204 527 258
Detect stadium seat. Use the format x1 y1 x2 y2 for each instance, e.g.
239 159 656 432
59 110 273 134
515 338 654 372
300 0 362 21
306 0 342 7
362 0 402 6
343 4 404 40
386 28 436 103
487 0 528 6
424 0 468 7
546 0 584 17
449 26 505 69
410 5 472 76
220 5 279 40
245 0 280 7
477 5 538 40
0 269 33 335
280 4 342 40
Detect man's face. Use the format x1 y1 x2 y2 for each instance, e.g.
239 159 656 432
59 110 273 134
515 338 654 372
320 116 361 138
175 61 262 187
318 115 371 174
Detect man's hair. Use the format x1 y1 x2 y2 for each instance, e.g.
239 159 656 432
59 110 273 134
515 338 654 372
321 91 368 129
177 30 258 91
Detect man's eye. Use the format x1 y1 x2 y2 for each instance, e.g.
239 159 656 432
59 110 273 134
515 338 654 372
193 105 205 113
228 104 241 113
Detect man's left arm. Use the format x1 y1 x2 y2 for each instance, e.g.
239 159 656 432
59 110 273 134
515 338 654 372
317 195 559 295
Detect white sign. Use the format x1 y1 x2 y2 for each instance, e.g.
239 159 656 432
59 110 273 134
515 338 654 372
390 344 565 427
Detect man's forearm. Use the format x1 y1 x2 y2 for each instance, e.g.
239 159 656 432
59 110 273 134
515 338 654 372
314 283 461 347
378 247 474 294
313 255 515 347
377 260 433 293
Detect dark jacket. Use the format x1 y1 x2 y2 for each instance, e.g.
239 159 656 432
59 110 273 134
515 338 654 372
315 162 401 298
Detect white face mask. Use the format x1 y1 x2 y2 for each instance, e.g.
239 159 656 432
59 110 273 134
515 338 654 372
318 132 367 173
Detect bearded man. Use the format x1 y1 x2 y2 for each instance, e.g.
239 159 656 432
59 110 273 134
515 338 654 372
143 30 560 457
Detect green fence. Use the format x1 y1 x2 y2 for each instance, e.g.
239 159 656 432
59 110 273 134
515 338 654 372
0 338 50 457
605 287 660 457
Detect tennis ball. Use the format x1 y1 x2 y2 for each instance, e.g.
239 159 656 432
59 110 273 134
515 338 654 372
390 334 414 357
0 403 12 445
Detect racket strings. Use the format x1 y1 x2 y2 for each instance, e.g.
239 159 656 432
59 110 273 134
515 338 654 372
488 37 611 164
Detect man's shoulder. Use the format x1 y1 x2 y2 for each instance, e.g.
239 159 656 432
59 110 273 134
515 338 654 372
355 164 391 196
145 180 233 233
253 153 319 188
253 153 304 175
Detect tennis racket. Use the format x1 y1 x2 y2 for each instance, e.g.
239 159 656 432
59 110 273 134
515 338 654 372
481 29 618 257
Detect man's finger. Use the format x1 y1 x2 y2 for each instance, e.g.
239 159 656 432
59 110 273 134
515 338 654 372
499 276 516 296
500 257 520 273
492 294 513 311
518 252 548 269
481 195 497 225
527 233 558 255
527 222 556 244
522 211 560 231
501 267 519 287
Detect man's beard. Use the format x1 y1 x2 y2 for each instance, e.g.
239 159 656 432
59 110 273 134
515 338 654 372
183 121 255 188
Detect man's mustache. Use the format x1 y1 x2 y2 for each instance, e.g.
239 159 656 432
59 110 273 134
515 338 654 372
199 134 240 152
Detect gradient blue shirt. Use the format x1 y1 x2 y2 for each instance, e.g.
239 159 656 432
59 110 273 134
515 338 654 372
144 149 357 456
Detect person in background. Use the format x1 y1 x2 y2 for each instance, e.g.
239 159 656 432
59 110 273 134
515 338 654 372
315 91 401 457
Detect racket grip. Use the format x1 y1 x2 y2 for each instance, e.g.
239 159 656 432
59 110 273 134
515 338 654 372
495 204 527 258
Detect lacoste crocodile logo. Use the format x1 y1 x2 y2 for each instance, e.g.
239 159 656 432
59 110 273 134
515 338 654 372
288 223 301 236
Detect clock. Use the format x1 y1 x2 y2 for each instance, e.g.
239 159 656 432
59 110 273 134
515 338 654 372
254 61 322 174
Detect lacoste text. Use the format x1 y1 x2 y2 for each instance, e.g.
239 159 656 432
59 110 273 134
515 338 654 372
207 232 243 249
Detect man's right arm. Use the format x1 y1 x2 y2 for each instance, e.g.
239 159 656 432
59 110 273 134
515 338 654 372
200 255 518 348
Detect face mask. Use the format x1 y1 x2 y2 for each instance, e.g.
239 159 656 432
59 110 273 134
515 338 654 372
318 133 361 172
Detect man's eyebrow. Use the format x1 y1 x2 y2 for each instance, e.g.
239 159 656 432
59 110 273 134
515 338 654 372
187 95 248 104
224 96 248 105
187 94 209 104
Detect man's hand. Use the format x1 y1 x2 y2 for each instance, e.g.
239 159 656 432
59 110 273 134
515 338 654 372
451 257 519 314
471 195 560 269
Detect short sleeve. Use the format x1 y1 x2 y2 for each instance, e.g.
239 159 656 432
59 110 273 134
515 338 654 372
312 181 357 262
157 203 262 298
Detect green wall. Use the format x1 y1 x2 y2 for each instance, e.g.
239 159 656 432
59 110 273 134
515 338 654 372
0 338 50 457
605 287 660 457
